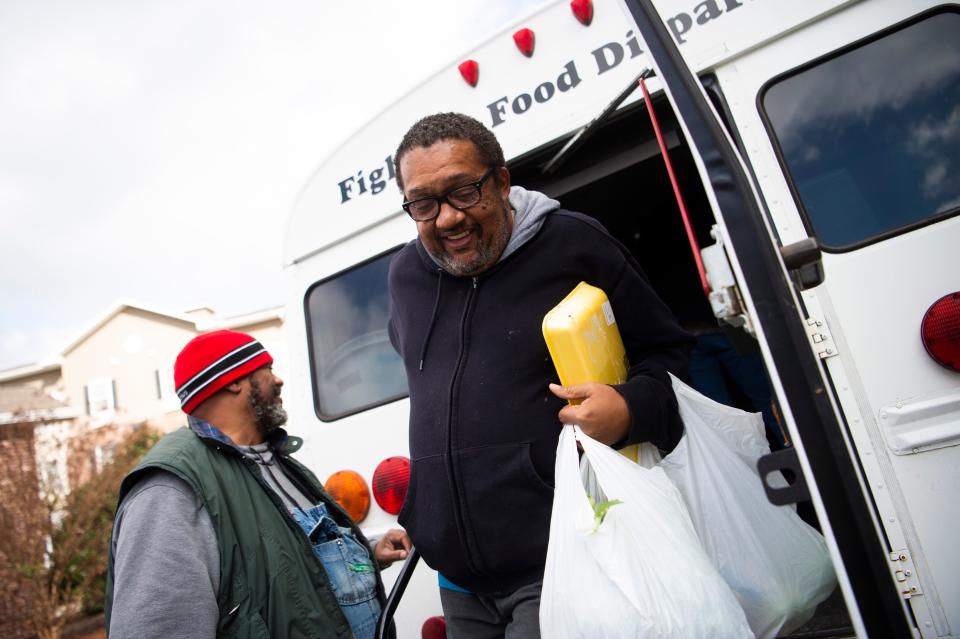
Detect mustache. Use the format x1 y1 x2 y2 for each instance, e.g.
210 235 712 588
438 223 477 238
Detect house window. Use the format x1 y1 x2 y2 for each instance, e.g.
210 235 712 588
85 377 116 419
155 364 178 408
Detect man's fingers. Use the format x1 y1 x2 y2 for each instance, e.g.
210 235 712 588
383 547 408 560
557 403 585 425
549 382 593 400
385 530 412 552
554 383 601 424
374 532 411 567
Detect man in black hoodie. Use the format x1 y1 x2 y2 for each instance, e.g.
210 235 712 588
387 112 693 637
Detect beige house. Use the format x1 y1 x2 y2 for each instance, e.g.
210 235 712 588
0 300 286 433
0 299 287 504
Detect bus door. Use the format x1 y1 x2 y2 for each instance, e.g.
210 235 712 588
717 4 960 637
622 0 958 636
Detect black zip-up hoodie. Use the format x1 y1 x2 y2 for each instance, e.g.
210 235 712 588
387 188 694 595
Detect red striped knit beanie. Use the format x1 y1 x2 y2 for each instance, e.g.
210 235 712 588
174 330 273 414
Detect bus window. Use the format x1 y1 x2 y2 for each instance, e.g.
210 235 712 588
304 248 408 420
761 9 960 250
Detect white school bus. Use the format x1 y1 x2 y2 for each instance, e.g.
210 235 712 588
282 0 960 636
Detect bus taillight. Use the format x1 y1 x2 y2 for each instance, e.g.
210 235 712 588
921 292 960 372
372 456 410 515
421 616 447 639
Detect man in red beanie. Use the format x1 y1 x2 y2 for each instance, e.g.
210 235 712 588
105 330 410 639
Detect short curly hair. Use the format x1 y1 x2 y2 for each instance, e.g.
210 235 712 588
394 112 505 192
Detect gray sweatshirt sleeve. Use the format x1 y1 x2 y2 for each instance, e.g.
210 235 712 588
109 471 220 639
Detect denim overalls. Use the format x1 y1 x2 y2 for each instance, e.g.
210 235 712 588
292 503 381 639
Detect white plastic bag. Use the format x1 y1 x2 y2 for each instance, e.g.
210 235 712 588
660 375 837 639
540 425 753 639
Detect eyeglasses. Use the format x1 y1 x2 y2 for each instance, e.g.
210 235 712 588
402 168 496 222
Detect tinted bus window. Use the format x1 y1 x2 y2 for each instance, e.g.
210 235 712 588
762 11 960 249
305 249 408 420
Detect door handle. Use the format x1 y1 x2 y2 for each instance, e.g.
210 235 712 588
780 238 824 290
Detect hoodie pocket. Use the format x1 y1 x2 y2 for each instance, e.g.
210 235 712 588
455 442 554 577
398 454 472 578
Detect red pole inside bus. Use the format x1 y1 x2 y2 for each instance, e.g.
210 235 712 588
639 76 711 297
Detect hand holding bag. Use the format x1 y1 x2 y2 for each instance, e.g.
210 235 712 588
540 425 753 638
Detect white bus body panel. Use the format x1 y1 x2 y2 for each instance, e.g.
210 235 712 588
283 0 854 267
282 0 958 635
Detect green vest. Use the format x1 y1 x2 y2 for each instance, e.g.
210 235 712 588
105 427 385 638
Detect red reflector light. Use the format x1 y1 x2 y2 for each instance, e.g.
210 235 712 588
458 60 479 87
921 292 960 372
421 616 447 639
372 456 410 515
513 28 535 57
570 0 593 26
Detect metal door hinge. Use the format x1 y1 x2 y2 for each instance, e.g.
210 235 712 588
889 549 923 600
702 225 756 336
805 316 838 359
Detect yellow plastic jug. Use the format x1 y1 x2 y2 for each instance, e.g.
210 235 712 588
542 282 640 462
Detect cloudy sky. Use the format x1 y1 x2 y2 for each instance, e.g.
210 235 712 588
0 0 543 370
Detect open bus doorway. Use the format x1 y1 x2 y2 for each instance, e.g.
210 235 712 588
511 98 787 452
509 96 857 638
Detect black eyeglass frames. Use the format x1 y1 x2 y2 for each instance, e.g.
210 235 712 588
402 167 497 222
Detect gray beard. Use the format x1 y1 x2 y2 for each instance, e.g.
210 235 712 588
427 204 512 276
431 241 498 276
249 379 288 436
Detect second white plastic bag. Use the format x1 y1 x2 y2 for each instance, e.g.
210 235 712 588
660 375 837 639
540 425 753 639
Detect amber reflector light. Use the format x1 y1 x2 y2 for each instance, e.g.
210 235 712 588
324 470 370 523
372 456 410 515
921 292 960 372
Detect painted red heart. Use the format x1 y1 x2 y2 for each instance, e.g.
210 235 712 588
458 59 479 87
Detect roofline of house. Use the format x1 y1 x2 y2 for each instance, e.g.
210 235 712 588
4 301 285 380
61 299 200 356
0 406 82 426
199 306 285 331
183 306 216 315
0 360 63 383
